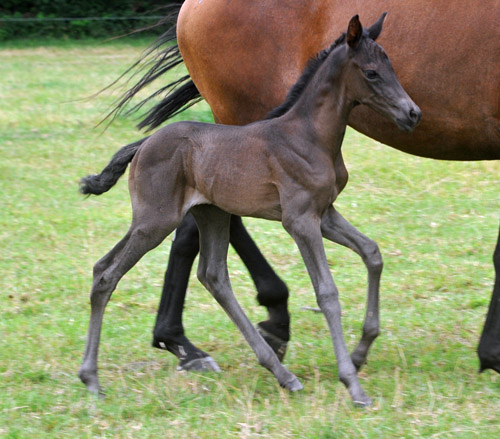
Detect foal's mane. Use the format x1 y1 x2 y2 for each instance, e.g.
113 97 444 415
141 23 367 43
265 33 347 120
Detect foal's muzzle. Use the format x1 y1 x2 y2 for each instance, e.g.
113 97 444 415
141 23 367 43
396 102 422 132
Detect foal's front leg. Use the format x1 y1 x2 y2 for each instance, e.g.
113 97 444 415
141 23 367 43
320 205 382 370
228 216 290 359
190 205 302 391
283 211 371 406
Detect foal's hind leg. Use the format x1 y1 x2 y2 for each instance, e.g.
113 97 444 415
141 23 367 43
228 216 290 360
152 213 290 367
321 206 382 370
79 217 177 394
190 205 302 391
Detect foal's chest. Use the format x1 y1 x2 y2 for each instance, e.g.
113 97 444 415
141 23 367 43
272 145 347 206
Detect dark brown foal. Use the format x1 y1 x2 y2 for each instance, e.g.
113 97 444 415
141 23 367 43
79 15 420 405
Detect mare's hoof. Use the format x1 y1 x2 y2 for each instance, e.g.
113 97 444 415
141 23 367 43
178 356 221 373
478 357 500 374
479 364 500 374
257 323 288 362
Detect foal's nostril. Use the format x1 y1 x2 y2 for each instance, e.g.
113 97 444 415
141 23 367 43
409 107 422 124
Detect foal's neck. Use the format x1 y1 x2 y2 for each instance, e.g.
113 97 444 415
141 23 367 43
290 47 354 154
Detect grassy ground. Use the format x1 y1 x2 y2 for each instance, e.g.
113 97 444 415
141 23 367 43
0 40 499 438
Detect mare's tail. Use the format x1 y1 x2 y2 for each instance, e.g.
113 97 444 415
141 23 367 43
80 137 148 195
83 5 203 195
101 3 203 131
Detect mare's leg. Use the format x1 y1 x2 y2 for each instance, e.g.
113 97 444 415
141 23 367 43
320 206 382 370
478 223 500 373
190 205 302 391
152 213 220 372
229 216 290 360
79 216 176 394
283 211 371 406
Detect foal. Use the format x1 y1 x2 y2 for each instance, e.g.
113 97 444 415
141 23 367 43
79 15 421 406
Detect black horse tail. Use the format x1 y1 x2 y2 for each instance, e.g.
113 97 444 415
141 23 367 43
80 137 149 195
100 3 203 132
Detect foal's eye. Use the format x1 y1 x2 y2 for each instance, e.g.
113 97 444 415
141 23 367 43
364 70 378 80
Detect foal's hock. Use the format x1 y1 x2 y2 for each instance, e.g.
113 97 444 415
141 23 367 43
79 15 420 406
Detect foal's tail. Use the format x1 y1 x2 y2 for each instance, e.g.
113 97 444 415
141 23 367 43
101 3 203 132
80 137 149 195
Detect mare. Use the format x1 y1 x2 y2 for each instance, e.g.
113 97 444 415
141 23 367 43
105 0 500 375
79 15 421 406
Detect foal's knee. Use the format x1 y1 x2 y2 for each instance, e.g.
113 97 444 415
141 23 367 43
363 239 383 274
315 285 341 314
92 254 111 280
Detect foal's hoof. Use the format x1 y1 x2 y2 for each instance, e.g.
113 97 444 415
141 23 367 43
177 356 221 373
352 393 372 408
78 371 105 398
257 323 288 362
353 398 372 408
284 377 304 392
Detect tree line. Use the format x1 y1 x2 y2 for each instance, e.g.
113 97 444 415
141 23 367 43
0 1 181 39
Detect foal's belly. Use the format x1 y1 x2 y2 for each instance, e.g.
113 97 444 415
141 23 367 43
197 176 283 221
214 186 282 220
191 141 283 220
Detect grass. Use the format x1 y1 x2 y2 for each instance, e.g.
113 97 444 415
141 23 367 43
0 39 499 438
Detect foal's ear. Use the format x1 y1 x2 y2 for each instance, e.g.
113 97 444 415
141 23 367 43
347 15 363 49
367 12 387 41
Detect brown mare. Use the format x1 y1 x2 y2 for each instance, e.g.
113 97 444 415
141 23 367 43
79 15 421 405
103 0 500 376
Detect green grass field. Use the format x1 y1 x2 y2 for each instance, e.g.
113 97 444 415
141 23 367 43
0 39 499 438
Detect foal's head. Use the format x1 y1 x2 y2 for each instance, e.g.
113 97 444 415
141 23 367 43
343 14 421 132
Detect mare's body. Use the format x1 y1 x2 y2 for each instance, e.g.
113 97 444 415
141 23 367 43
106 0 500 373
178 0 500 160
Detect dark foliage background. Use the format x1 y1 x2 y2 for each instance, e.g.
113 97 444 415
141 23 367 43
0 1 181 39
